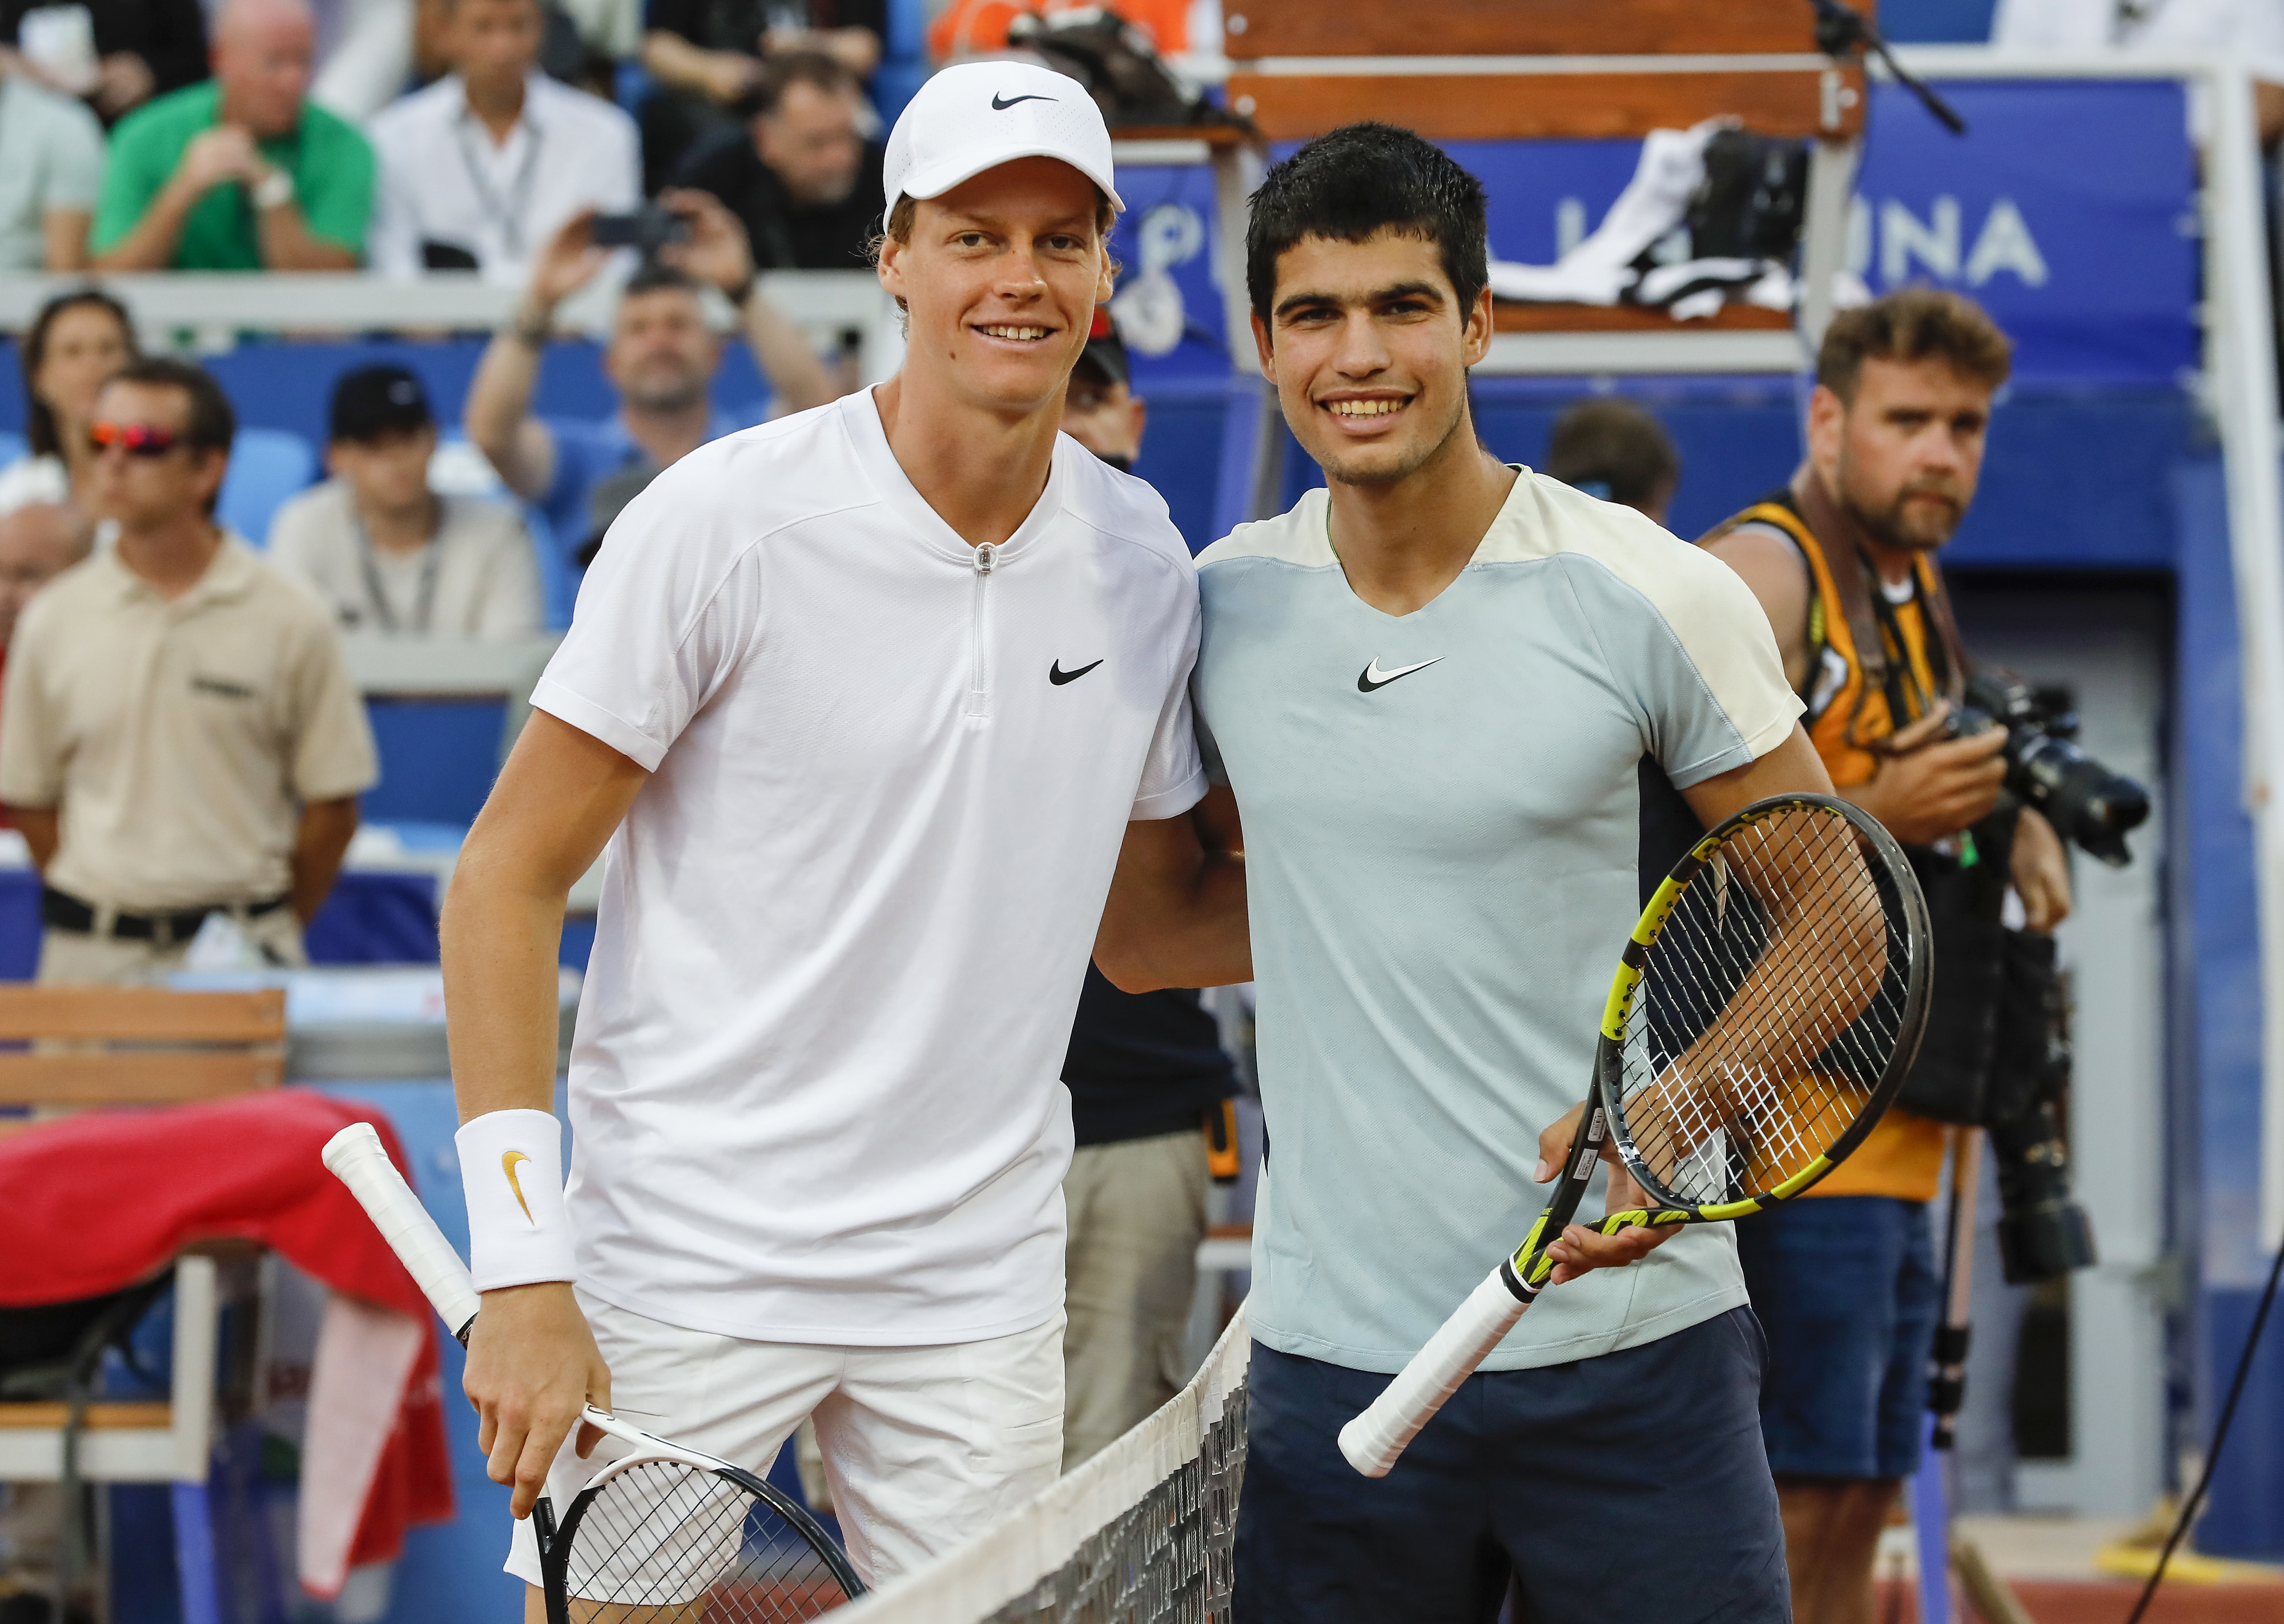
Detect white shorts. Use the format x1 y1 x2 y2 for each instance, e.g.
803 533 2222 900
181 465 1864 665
505 1291 1064 1590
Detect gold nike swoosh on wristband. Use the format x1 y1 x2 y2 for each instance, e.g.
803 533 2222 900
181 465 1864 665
501 1151 536 1224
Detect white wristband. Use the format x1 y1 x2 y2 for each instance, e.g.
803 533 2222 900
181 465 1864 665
456 1108 577 1291
250 167 294 211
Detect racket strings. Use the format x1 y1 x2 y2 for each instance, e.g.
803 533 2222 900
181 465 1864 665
561 1459 854 1622
1617 806 1911 1206
1664 826 1892 1180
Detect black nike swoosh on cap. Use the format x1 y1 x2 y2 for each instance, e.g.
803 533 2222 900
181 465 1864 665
1050 658 1104 685
992 93 1054 110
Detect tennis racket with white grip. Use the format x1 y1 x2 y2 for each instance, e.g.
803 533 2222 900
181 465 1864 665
323 1122 864 1622
1338 794 1933 1477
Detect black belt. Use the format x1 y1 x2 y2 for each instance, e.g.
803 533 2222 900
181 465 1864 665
42 885 289 946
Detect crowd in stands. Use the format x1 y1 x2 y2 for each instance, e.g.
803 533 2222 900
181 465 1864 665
0 0 2277 275
0 0 875 635
0 230 837 640
0 0 898 274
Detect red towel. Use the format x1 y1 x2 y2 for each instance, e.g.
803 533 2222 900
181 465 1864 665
0 1091 456 1589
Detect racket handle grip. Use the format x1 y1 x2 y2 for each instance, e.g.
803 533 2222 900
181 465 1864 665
323 1121 482 1342
1338 1263 1530 1477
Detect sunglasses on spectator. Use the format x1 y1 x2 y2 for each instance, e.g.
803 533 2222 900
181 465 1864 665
87 421 184 458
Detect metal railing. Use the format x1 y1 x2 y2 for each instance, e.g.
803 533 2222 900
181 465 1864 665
0 268 907 381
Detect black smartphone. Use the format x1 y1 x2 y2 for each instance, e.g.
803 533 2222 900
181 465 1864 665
591 207 692 251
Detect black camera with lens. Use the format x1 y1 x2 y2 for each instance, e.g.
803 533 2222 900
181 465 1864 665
1927 669 2126 1283
1982 932 2097 1283
1947 670 2150 866
1991 1102 2097 1282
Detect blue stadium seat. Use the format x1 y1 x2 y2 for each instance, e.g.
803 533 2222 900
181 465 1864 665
0 431 26 471
220 427 317 546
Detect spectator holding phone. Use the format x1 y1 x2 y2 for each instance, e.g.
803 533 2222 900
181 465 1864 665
463 188 838 578
367 0 640 284
91 0 375 271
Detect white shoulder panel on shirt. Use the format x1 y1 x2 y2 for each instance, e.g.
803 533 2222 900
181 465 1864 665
1196 486 1334 569
1485 467 1797 749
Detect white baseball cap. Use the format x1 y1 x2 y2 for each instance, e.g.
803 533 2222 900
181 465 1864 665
881 61 1124 231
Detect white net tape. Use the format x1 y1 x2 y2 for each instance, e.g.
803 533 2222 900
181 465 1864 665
834 1305 1251 1623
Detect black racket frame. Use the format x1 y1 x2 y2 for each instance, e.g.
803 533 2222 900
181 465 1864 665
1505 793 1933 1299
532 1451 865 1624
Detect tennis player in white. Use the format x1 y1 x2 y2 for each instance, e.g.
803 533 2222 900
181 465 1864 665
437 62 1233 1610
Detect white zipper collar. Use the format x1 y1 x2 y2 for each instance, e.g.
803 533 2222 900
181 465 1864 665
846 388 1067 569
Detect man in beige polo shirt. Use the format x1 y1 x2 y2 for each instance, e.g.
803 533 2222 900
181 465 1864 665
0 357 379 983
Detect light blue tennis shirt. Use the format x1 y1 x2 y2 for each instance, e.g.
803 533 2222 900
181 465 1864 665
1194 468 1803 1372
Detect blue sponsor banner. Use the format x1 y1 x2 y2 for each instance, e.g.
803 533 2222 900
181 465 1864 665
1105 163 1232 383
1456 78 2197 385
1854 79 2196 384
1124 78 2198 388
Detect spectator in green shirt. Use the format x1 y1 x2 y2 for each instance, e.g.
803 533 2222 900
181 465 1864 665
91 0 373 271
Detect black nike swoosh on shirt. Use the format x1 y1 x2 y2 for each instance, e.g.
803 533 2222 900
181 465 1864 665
1356 656 1443 693
992 93 1055 110
1050 658 1104 685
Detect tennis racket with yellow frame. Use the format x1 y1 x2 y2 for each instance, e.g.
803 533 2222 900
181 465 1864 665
1340 793 1932 1477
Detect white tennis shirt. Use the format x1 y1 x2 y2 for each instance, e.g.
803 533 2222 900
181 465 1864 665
530 388 1207 1345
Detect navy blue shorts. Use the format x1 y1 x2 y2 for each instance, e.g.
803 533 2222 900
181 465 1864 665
1235 1307 1787 1624
1735 1195 1940 1480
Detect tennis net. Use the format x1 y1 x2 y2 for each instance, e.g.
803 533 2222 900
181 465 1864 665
834 1305 1250 1623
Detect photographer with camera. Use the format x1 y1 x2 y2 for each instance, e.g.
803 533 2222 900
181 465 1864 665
1700 289 2090 1624
463 186 837 578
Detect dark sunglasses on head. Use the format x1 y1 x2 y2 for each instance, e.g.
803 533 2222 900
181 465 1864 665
87 421 183 458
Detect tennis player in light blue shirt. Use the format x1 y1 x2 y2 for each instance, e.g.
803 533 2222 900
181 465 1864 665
1096 125 1832 1624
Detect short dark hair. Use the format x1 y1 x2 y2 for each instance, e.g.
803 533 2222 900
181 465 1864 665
106 356 234 452
1543 398 1681 515
1816 288 2012 405
102 357 235 513
19 288 138 460
1245 123 1489 328
752 49 859 118
621 261 702 300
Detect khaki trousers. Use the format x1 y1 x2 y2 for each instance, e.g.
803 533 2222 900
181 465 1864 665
1060 1128 1209 1470
36 906 308 986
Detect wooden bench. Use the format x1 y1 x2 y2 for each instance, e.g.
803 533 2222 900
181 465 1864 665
1222 1 1871 143
0 985 287 1114
0 985 289 1624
